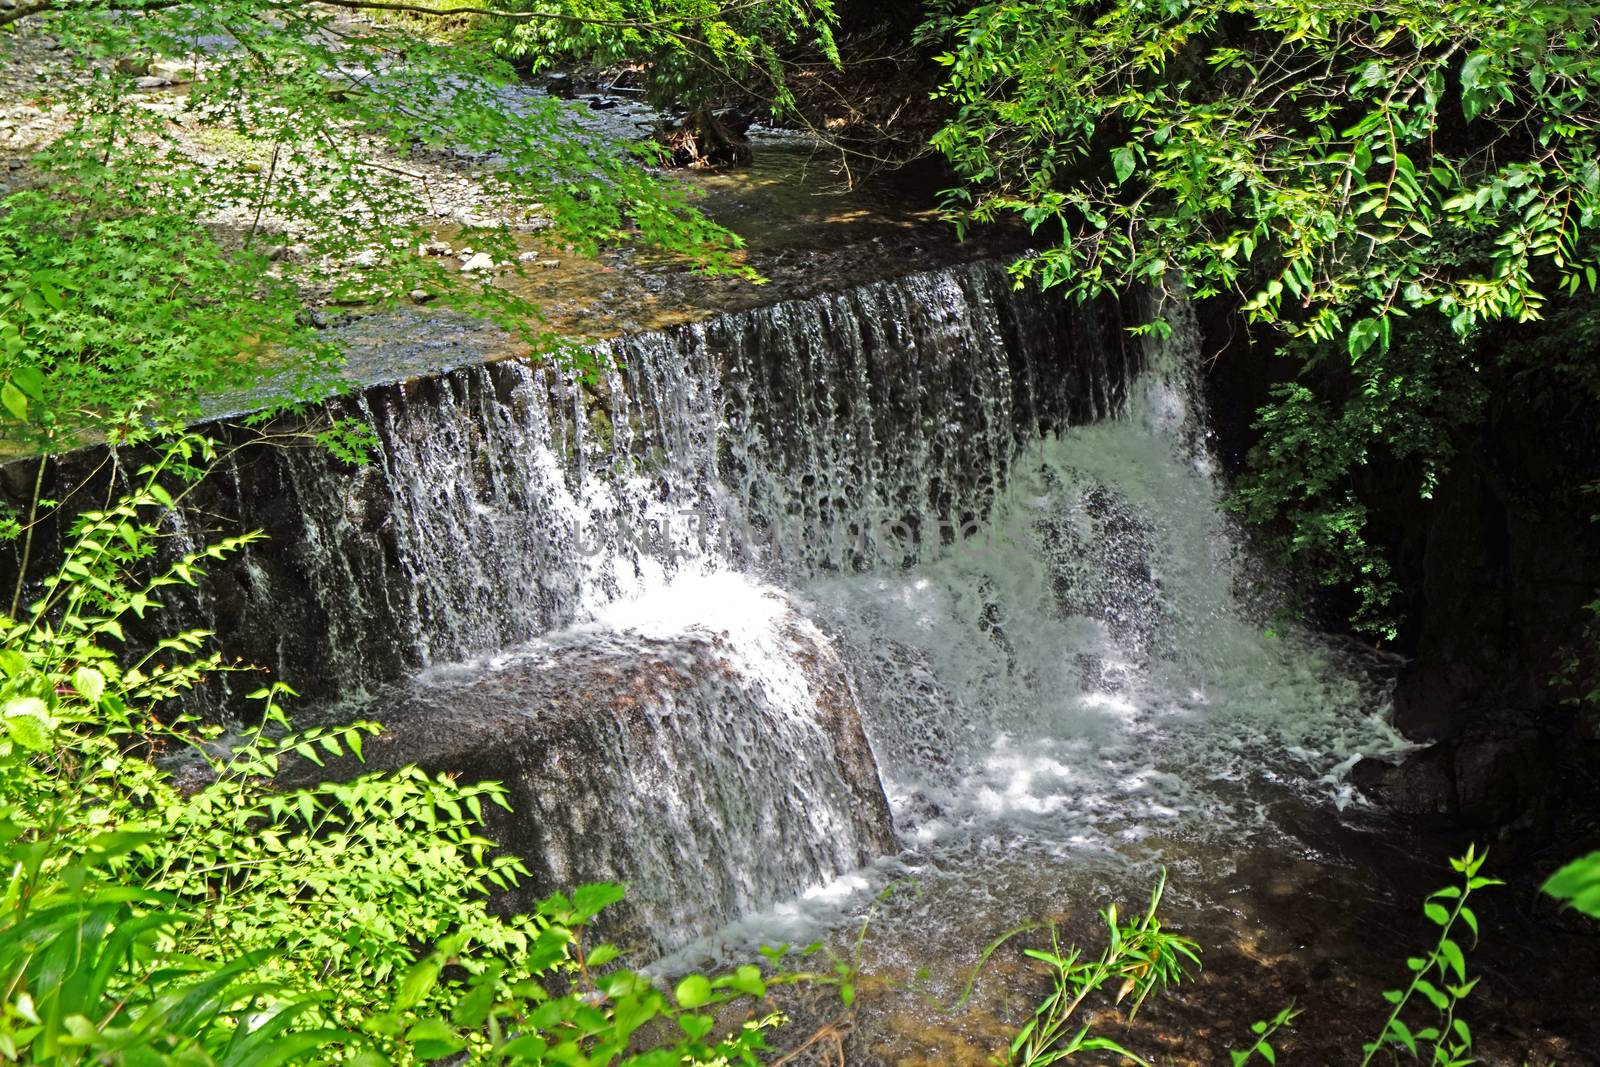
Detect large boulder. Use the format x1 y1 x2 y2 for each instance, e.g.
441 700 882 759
287 593 896 954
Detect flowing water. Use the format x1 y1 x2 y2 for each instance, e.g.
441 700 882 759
35 257 1589 1060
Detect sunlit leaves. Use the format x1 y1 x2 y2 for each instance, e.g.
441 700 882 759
1361 846 1500 1067
1542 851 1600 918
1005 870 1200 1066
1 0 761 450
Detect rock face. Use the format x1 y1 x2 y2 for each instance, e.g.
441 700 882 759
286 589 896 953
0 260 1136 716
0 260 1139 947
1351 729 1548 829
1196 284 1600 833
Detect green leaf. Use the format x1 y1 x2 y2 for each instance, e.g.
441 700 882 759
586 943 621 968
72 666 106 704
675 974 713 1009
1438 939 1468 983
1111 146 1137 184
397 954 443 1011
1460 53 1492 120
2 696 55 751
2 382 28 422
11 365 43 402
406 1017 465 1061
572 881 627 922
1347 317 1383 361
1386 1016 1418 1055
1542 852 1600 918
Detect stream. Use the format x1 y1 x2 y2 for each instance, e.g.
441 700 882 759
19 146 1593 1064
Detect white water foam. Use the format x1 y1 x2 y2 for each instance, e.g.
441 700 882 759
660 295 1411 966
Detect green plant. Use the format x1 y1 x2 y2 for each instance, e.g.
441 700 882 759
1229 1004 1301 1067
0 431 820 1063
1004 871 1199 1067
920 0 1600 636
1542 852 1600 919
994 852 1518 1065
1359 849 1499 1065
493 0 840 117
1 0 762 448
1218 849 1498 1067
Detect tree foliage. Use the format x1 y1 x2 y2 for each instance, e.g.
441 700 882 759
922 0 1600 633
493 0 840 114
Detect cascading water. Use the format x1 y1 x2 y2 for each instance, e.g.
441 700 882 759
795 294 1405 853
12 258 1406 962
658 287 1410 971
166 259 1114 708
181 259 1132 952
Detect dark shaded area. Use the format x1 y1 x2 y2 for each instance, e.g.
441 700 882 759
1197 293 1600 850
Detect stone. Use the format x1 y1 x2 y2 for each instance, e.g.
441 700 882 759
421 241 453 257
279 612 896 955
1351 746 1456 817
1452 730 1544 826
459 252 496 273
148 59 202 83
135 76 171 90
408 289 436 305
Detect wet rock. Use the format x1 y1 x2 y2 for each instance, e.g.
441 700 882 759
284 610 896 955
1353 727 1546 829
459 251 495 273
1351 747 1456 817
1453 729 1544 827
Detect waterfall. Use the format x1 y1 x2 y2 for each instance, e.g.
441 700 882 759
159 259 1127 708
123 258 1133 951
802 290 1406 857
3 259 1405 954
